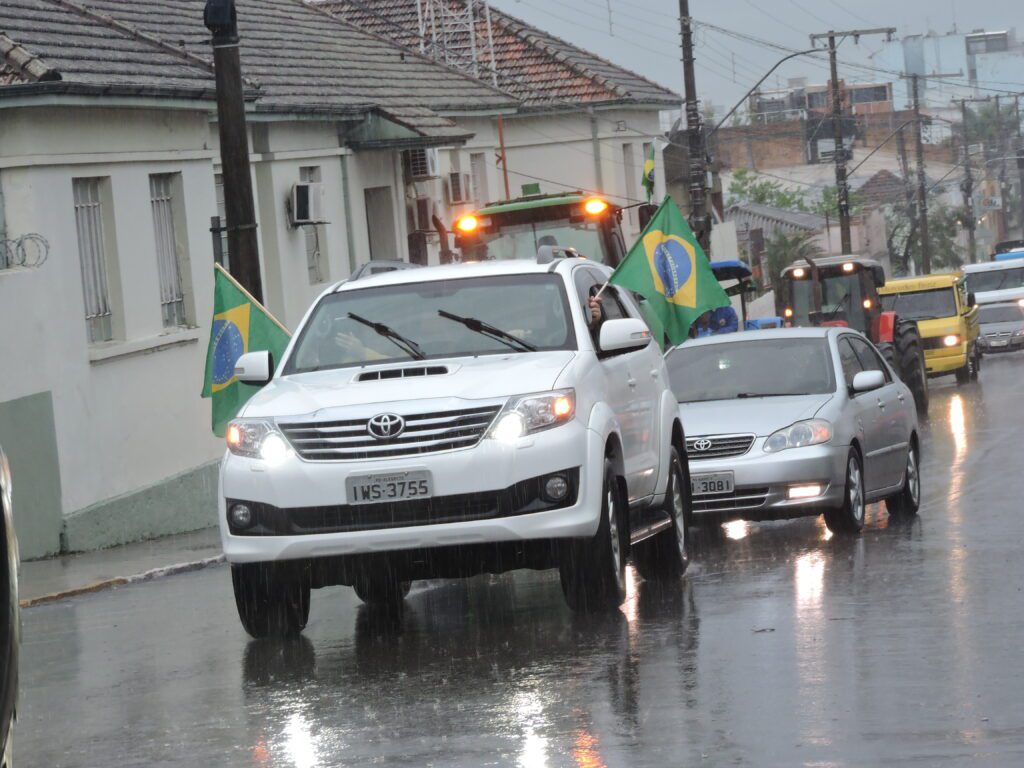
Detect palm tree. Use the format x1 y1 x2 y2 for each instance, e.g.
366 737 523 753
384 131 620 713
764 231 823 294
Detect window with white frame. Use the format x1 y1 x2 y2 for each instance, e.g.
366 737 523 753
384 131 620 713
73 177 114 343
214 173 230 270
149 174 188 328
300 166 328 284
470 152 488 205
622 143 639 227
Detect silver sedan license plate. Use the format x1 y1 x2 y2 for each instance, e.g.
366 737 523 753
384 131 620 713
691 471 734 496
991 339 1008 347
346 470 433 505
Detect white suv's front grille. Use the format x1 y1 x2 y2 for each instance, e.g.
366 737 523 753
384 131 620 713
686 433 756 460
279 404 502 461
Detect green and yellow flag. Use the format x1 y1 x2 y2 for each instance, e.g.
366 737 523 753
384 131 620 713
201 264 291 436
610 196 729 346
641 143 656 202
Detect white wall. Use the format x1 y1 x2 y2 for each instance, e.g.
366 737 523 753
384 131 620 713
0 104 223 516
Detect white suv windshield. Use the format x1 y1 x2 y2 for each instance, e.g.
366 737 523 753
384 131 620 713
285 273 576 373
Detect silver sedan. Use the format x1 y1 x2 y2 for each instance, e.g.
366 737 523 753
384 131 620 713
666 327 921 534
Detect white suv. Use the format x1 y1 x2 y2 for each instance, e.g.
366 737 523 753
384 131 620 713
219 256 690 637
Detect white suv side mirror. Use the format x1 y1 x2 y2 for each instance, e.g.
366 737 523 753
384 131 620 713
851 369 885 393
235 350 274 385
599 318 652 354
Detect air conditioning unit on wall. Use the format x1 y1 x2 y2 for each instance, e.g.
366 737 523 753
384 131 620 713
446 172 472 205
403 148 440 180
290 181 324 226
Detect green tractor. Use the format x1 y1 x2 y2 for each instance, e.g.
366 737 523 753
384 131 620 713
448 189 650 267
778 255 929 415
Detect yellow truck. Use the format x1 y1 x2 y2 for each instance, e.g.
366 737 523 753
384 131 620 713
878 273 981 384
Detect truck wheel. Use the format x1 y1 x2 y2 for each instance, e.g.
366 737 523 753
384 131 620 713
882 321 929 416
560 459 627 612
823 449 865 535
353 570 412 608
231 563 311 639
955 362 970 385
633 447 691 582
970 345 981 380
885 440 921 517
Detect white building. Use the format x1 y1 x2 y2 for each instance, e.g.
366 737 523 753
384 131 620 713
0 0 677 558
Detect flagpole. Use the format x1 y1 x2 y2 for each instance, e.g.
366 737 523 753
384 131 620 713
213 262 291 336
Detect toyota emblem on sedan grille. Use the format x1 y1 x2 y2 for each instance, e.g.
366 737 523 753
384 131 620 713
367 413 405 440
693 438 713 452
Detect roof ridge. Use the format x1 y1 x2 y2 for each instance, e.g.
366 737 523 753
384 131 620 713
300 0 516 106
40 0 258 88
485 10 627 101
0 31 62 82
486 3 679 104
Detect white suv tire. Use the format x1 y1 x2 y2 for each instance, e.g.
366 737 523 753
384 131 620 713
231 563 311 639
559 458 628 612
633 446 691 582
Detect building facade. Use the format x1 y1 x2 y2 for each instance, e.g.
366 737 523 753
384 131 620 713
0 0 676 557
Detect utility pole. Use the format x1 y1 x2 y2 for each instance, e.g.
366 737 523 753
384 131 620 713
204 0 263 302
995 96 1010 242
910 75 932 274
958 99 978 264
1016 96 1024 240
679 0 710 251
809 28 896 255
899 70 962 274
896 124 919 273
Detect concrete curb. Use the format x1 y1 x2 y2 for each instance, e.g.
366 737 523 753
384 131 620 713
19 554 226 609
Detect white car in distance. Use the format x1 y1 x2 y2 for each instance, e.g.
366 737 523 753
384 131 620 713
220 256 690 637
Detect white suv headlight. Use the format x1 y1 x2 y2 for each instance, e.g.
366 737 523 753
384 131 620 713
763 419 832 453
489 389 576 442
226 419 291 465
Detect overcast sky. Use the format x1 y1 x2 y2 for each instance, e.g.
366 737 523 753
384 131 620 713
491 0 1024 112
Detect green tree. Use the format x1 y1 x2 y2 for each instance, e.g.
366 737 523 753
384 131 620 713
727 169 810 211
764 231 823 294
962 103 1019 155
885 203 963 276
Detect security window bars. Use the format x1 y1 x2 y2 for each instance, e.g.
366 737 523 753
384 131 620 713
214 173 230 270
300 166 326 284
150 174 187 328
73 178 113 343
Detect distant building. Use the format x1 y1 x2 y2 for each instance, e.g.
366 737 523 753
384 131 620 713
872 28 1024 117
748 77 894 123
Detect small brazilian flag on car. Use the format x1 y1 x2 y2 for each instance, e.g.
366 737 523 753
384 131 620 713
609 196 729 346
201 264 291 436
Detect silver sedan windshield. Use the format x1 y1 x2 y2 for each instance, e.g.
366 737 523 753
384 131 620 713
667 337 836 403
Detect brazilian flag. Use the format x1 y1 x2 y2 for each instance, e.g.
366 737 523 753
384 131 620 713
641 143 656 202
610 197 729 346
201 264 291 436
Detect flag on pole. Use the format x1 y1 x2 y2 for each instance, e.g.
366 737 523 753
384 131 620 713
609 196 729 346
201 264 291 436
641 143 656 201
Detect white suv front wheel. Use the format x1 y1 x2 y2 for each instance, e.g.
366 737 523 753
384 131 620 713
633 446 691 582
231 563 311 639
559 459 628 612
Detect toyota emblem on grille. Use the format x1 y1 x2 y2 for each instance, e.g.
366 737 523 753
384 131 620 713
367 413 405 440
693 438 713 452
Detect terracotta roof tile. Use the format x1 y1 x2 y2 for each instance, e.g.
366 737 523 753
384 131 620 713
316 0 680 109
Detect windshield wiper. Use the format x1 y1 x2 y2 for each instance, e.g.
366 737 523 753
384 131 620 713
735 392 812 399
437 310 538 352
346 312 425 360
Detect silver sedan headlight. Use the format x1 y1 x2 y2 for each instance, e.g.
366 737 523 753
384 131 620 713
763 419 832 453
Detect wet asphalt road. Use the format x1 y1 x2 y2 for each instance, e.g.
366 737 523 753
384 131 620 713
15 354 1024 767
